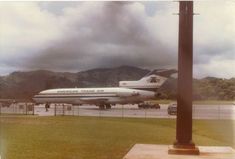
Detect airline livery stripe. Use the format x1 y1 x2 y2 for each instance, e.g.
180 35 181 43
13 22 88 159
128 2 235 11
34 95 117 98
40 92 118 95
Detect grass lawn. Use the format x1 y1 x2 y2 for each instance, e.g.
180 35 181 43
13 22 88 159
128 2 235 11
0 116 234 159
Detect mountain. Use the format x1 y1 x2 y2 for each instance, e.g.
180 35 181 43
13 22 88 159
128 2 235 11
0 66 234 100
0 66 149 99
77 65 149 87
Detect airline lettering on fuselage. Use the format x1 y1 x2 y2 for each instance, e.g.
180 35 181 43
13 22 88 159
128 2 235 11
57 90 78 94
57 89 105 94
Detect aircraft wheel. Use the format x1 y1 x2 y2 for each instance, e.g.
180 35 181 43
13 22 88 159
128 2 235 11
99 105 105 110
105 104 111 109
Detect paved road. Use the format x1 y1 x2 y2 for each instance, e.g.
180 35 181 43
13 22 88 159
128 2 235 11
34 104 235 120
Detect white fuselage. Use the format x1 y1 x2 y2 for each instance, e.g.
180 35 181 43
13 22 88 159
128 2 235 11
33 87 155 105
32 69 176 107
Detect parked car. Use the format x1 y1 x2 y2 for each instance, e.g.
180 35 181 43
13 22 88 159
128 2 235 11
138 102 160 109
168 103 177 115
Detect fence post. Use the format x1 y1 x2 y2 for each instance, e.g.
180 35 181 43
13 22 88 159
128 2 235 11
0 103 1 115
62 104 65 116
144 108 147 119
218 105 220 120
54 104 57 116
193 104 195 119
99 106 101 118
33 104 35 115
122 105 124 118
72 105 74 116
13 104 15 114
78 105 80 116
25 103 28 115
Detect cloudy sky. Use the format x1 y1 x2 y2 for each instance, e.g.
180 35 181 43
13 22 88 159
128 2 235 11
0 1 234 78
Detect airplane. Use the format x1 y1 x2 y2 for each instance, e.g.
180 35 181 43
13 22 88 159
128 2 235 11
33 69 177 109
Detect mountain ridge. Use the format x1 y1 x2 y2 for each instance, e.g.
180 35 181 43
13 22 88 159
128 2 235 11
0 66 234 100
0 66 150 99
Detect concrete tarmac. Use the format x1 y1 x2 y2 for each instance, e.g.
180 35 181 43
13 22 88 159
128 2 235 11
34 104 235 120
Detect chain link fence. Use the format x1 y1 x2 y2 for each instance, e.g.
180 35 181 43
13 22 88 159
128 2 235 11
0 103 35 115
1 103 234 120
32 104 235 120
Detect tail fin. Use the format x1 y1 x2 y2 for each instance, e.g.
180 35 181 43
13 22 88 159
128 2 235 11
119 69 177 91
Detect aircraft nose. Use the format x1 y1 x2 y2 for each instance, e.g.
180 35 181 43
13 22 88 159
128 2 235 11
32 95 38 102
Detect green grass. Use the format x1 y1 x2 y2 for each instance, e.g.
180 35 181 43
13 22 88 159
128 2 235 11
0 116 234 159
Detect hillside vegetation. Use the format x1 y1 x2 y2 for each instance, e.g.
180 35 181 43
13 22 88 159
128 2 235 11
0 66 234 100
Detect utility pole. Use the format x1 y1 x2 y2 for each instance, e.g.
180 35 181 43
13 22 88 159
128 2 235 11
169 1 199 155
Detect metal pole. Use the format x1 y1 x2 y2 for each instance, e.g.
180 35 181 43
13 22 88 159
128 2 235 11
26 103 28 115
54 104 57 116
78 105 80 116
144 107 147 119
73 105 74 116
176 1 194 145
218 105 220 120
99 106 101 118
63 104 65 116
122 105 124 118
169 1 199 155
33 104 35 115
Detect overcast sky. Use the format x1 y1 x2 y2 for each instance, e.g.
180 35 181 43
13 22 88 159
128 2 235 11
0 1 234 78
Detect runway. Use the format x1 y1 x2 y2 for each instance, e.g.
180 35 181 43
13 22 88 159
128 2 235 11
34 104 235 120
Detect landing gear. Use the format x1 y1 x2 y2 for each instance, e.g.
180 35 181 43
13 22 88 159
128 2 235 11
99 105 105 110
105 104 111 109
99 104 111 110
